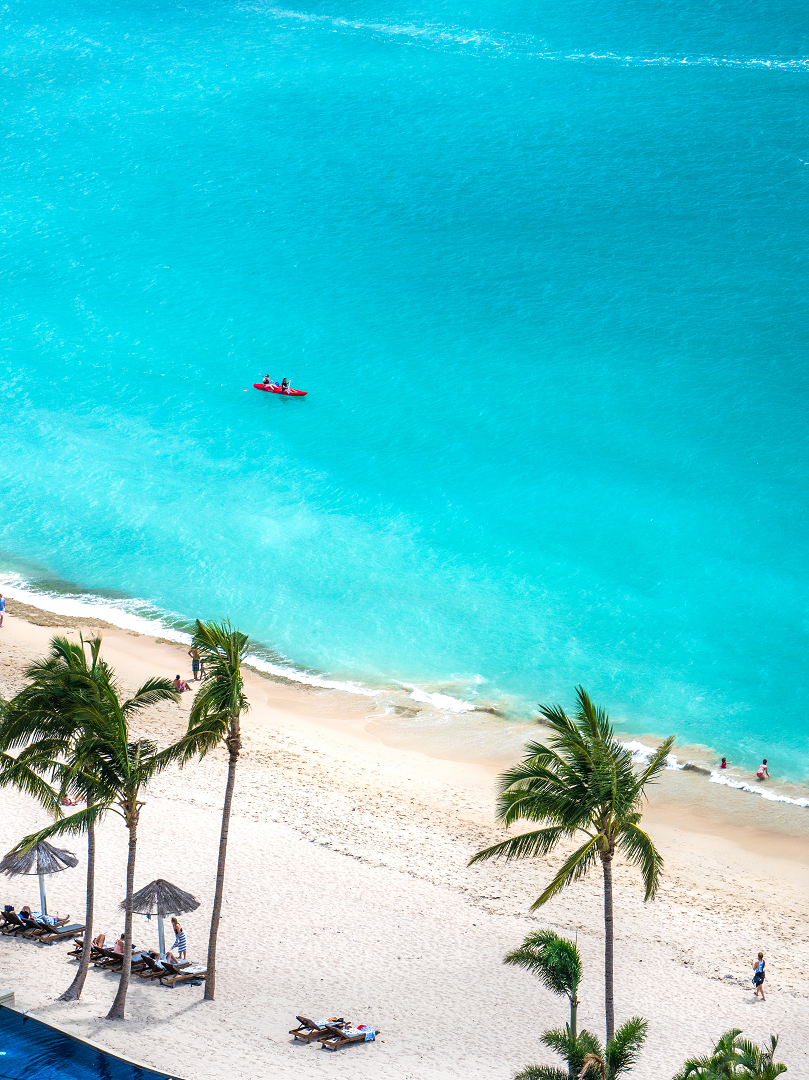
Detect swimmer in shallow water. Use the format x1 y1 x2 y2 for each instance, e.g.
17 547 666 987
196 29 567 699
756 758 769 781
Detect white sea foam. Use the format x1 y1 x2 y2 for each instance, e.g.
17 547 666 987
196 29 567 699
620 735 809 808
255 7 809 70
407 687 473 712
621 739 683 770
708 771 809 808
0 579 379 698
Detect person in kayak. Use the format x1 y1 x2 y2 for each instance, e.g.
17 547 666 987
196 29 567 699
262 374 271 386
281 377 290 392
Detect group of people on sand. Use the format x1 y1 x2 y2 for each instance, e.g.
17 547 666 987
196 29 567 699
89 917 188 967
173 647 206 692
718 756 770 781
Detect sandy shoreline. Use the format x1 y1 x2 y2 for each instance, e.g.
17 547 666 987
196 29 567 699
2 609 809 1078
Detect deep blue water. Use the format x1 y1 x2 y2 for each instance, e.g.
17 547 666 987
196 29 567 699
0 1005 179 1079
1 0 807 772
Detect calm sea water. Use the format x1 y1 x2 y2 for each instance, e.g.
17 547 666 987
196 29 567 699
1 0 807 774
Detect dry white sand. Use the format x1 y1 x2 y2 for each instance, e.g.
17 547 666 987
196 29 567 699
2 613 809 1079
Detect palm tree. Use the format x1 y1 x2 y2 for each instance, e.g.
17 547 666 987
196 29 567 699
505 930 582 1043
0 636 120 1001
673 1030 787 1079
175 620 249 1002
470 686 674 1041
14 647 180 1020
514 1016 647 1080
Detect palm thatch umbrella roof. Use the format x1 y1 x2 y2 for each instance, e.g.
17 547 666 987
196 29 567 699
124 878 200 917
0 840 78 877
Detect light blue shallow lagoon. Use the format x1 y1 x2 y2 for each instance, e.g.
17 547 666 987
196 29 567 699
1 0 807 774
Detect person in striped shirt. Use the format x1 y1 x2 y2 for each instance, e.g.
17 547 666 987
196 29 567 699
167 916 187 960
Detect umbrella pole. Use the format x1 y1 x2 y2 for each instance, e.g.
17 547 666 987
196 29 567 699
38 873 47 917
158 912 166 959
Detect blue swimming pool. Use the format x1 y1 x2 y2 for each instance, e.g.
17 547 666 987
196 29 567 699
0 1005 183 1080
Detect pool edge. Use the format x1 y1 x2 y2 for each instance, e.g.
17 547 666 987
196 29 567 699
0 1001 191 1079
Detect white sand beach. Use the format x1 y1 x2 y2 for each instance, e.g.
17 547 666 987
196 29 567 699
2 609 809 1079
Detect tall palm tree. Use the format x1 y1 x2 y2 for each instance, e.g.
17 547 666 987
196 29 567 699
673 1030 787 1079
514 1016 647 1080
0 636 120 1001
504 930 582 1043
175 620 249 1002
15 649 180 1020
470 686 674 1041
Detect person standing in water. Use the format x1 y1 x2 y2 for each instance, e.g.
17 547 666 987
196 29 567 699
756 759 770 781
720 757 731 769
751 952 766 999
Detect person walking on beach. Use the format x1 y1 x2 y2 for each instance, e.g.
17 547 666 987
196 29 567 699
189 646 201 680
756 759 770 781
0 593 5 628
751 952 766 999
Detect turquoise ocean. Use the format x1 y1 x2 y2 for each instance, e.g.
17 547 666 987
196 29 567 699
2 0 808 776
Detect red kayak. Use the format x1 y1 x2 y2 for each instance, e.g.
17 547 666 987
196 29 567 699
253 382 307 397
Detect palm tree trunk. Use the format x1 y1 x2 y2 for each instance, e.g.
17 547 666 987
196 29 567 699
205 727 239 1002
601 851 615 1043
61 823 95 1001
569 993 578 1042
107 817 137 1020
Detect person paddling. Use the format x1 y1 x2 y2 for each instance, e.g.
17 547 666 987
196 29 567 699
262 374 271 386
280 377 290 393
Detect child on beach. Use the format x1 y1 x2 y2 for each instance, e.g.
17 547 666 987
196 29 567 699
756 759 770 781
173 675 192 692
720 757 731 769
751 953 765 999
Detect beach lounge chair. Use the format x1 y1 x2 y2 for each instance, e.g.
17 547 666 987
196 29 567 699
318 1024 379 1051
289 1017 347 1044
68 939 107 963
39 922 85 944
97 950 146 972
18 916 55 940
158 962 207 988
137 954 168 979
0 912 28 936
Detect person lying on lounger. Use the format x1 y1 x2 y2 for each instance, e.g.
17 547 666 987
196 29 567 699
20 905 70 926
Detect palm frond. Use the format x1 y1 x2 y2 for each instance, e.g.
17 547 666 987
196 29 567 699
0 752 61 814
513 1068 570 1080
121 678 180 715
606 1016 648 1077
14 803 111 849
504 930 582 999
575 685 612 745
635 735 676 791
171 716 232 765
469 826 572 866
531 835 601 909
616 823 664 901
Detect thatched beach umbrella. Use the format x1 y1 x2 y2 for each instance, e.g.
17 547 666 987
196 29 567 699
0 840 79 917
123 878 200 958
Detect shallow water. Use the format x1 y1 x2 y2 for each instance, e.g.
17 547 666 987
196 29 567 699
1 0 807 775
